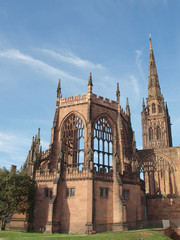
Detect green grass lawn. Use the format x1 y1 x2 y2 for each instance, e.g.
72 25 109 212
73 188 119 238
0 230 172 240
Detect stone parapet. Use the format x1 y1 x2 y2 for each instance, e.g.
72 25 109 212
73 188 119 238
59 93 128 120
62 167 93 180
35 169 58 181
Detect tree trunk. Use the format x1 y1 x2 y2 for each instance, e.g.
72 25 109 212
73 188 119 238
1 217 6 230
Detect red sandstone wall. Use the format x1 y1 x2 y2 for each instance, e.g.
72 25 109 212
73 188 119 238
33 182 54 231
95 181 113 232
147 197 180 223
58 179 93 233
9 213 27 230
123 184 145 228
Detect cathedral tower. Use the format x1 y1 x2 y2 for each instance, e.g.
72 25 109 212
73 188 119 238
141 37 172 149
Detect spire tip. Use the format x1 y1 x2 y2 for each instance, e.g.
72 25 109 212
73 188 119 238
149 33 151 41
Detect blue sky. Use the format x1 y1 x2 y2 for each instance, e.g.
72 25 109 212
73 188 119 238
0 0 180 169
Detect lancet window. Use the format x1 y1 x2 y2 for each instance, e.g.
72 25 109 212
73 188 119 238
139 155 175 196
152 103 156 113
63 115 84 170
149 127 153 141
93 117 113 172
157 126 161 140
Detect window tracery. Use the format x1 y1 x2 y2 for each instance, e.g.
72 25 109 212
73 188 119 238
93 117 113 172
139 155 175 196
63 115 84 170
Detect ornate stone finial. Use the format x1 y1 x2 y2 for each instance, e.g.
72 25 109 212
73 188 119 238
88 72 93 86
88 72 93 93
38 128 40 142
142 98 145 111
133 131 136 143
126 97 130 116
31 136 34 147
57 79 62 98
116 82 120 103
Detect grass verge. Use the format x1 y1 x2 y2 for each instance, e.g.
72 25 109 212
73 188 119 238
0 229 172 240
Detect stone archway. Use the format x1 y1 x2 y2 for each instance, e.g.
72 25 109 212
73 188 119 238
139 154 175 196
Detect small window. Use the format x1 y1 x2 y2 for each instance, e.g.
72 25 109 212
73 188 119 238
49 189 53 199
44 188 49 198
149 127 153 141
71 188 75 197
152 103 156 113
66 188 75 198
105 188 109 198
100 187 109 198
44 188 53 198
66 188 69 198
100 188 104 198
123 189 130 200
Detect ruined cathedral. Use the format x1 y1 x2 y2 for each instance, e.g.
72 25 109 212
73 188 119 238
10 39 180 234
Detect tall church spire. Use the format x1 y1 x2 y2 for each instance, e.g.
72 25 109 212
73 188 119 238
148 36 162 98
141 36 172 149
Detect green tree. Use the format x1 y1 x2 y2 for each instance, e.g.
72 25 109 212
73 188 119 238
0 167 35 230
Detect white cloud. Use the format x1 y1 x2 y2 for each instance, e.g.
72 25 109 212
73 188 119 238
41 139 50 150
0 132 30 154
129 75 140 98
40 48 105 70
0 132 30 169
135 49 145 80
0 49 84 84
0 131 50 169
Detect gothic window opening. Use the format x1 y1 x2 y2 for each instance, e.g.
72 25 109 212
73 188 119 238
149 127 153 141
139 155 175 196
123 189 130 200
63 115 84 171
100 187 109 198
93 117 113 172
66 188 75 198
152 103 156 113
157 126 161 140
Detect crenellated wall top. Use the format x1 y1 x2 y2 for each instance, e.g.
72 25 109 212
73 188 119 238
35 169 58 182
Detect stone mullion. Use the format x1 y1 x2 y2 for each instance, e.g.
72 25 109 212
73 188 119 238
98 131 100 171
108 140 110 167
145 170 149 194
170 172 175 194
154 171 159 193
160 170 165 195
103 128 105 167
165 169 170 195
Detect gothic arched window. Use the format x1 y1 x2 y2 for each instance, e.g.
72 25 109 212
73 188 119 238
63 115 84 170
157 126 161 140
93 117 113 172
152 103 156 113
149 127 153 141
139 155 175 196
